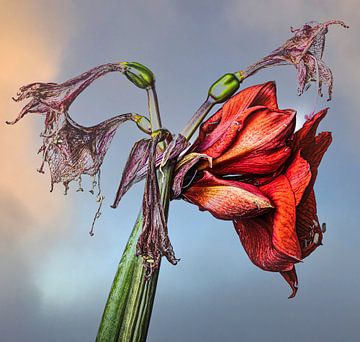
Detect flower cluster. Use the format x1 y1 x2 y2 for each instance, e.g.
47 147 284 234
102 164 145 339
174 82 331 297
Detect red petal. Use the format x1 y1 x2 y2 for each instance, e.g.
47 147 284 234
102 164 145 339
280 267 299 298
209 146 291 176
194 82 278 154
292 108 328 153
260 175 301 260
183 171 273 220
285 151 311 205
211 108 295 165
296 189 323 258
234 217 298 271
200 106 266 158
220 81 278 124
299 130 332 202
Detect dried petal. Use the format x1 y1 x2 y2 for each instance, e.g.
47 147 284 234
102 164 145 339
7 63 125 125
136 134 178 277
172 152 212 199
242 20 349 100
43 112 133 191
111 139 152 208
112 134 189 208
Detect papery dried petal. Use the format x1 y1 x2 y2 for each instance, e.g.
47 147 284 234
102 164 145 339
111 139 152 208
112 134 189 208
242 21 349 100
7 63 125 125
44 112 133 192
136 134 178 277
172 152 212 199
183 171 273 220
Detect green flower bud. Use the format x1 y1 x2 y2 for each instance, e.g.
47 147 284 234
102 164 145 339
121 62 155 89
208 73 242 103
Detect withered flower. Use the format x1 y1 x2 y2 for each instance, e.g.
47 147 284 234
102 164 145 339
242 20 349 100
7 63 144 234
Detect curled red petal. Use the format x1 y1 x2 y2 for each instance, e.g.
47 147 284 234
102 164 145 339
199 106 266 158
280 267 299 299
193 82 278 155
209 145 291 176
234 217 298 272
294 109 332 201
296 189 323 258
285 151 311 206
292 108 328 152
260 175 301 261
183 171 273 220
211 107 295 168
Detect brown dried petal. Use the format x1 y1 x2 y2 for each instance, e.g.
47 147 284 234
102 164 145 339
242 20 348 100
111 139 152 208
136 135 178 277
172 152 212 199
7 63 125 125
43 112 133 192
112 134 189 208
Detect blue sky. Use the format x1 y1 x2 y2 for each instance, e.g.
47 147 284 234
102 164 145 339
1 0 359 341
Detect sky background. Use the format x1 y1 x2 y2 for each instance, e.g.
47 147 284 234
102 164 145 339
1 0 359 341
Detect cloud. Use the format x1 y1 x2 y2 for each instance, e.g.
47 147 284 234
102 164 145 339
0 0 72 228
0 2 73 341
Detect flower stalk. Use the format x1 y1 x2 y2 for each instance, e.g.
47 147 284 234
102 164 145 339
96 74 175 341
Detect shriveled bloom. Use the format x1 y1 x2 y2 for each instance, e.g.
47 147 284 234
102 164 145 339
242 20 348 100
173 82 331 297
7 63 145 234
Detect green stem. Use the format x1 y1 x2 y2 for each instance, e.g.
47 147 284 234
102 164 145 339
147 87 162 131
96 213 142 341
96 82 169 342
117 164 174 341
96 66 244 342
180 97 215 140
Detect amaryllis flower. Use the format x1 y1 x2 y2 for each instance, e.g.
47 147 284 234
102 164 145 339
173 81 331 297
6 63 147 234
242 20 349 100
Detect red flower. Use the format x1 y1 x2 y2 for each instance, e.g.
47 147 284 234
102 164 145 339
174 82 331 297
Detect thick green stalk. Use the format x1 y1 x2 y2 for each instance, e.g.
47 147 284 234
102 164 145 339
96 82 169 342
96 213 142 341
117 164 174 341
96 65 244 342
